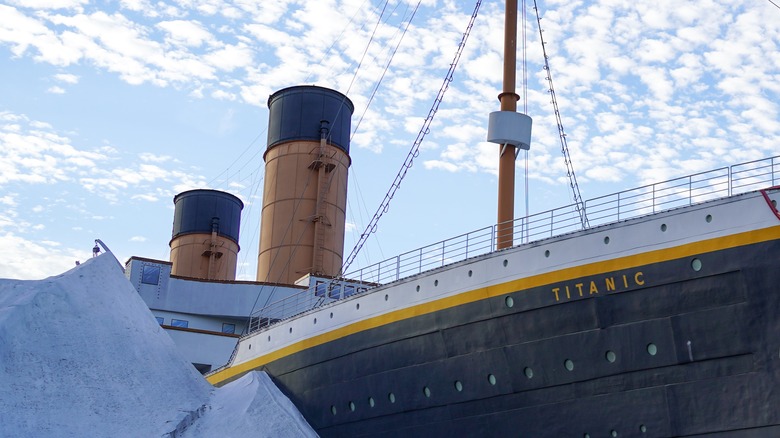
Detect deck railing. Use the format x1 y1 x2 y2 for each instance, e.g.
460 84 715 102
247 155 779 333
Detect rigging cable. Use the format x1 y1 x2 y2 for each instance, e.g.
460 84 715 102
521 0 529 243
532 0 589 229
340 0 483 276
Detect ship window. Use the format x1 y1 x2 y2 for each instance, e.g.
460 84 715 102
705 214 713 223
691 258 702 271
328 285 341 299
222 323 235 334
610 430 618 437
661 223 667 232
503 259 508 267
171 319 188 328
155 316 164 325
416 285 420 292
388 393 395 403
564 359 574 371
524 367 534 379
349 401 355 412
606 350 616 363
315 281 326 297
434 279 439 287
454 380 463 392
289 327 292 334
384 294 389 301
505 296 514 308
268 335 271 342
343 285 356 297
141 265 160 285
488 374 496 385
356 303 360 310
468 270 473 277
313 318 317 325
603 236 610 244
584 434 590 438
647 343 658 356
640 424 647 433
544 250 550 258
423 386 431 398
368 397 375 407
329 312 333 319
330 405 337 415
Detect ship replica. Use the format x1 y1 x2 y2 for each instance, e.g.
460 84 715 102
204 2 780 437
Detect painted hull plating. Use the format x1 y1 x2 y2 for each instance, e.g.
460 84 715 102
209 189 780 437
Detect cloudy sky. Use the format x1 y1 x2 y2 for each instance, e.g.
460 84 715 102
1 0 778 280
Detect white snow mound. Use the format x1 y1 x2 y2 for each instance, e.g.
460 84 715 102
0 253 316 437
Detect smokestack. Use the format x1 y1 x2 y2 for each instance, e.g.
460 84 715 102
256 86 353 285
169 189 243 281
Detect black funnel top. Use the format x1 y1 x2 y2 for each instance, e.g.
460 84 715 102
171 189 243 245
266 85 354 154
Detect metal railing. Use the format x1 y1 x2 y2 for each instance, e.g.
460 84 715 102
247 155 779 333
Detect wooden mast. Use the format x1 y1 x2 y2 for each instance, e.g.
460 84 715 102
496 0 520 249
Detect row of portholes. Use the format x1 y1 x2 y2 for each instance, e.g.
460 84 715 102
330 374 498 416
329 343 660 416
584 424 648 437
518 344 658 378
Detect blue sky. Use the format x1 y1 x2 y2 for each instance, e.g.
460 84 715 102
1 0 778 280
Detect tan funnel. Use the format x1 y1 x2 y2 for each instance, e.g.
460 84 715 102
256 86 354 285
169 189 243 281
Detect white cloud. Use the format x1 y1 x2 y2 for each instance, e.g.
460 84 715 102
129 235 146 242
54 72 78 83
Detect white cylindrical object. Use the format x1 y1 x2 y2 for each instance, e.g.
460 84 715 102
487 111 532 150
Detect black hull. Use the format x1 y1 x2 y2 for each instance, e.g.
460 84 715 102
261 237 780 437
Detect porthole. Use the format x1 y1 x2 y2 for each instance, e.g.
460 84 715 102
661 223 667 232
416 285 420 292
267 335 271 342
434 280 439 287
706 214 713 223
356 303 360 310
331 405 337 415
468 270 473 277
505 296 514 308
330 312 333 319
289 327 292 334
524 367 534 379
368 397 375 408
248 344 251 350
564 359 574 371
584 434 590 438
454 380 463 392
773 200 778 208
603 236 610 244
544 250 550 258
487 374 496 385
388 392 396 403
384 294 389 301
606 350 616 363
639 424 647 433
313 318 317 325
611 430 618 437
423 386 431 398
647 343 658 356
349 401 355 412
503 259 508 267
691 258 702 272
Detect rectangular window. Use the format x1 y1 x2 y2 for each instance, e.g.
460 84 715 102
315 281 326 297
141 265 160 285
155 316 164 325
328 285 341 299
343 285 356 298
170 319 189 328
222 323 236 334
